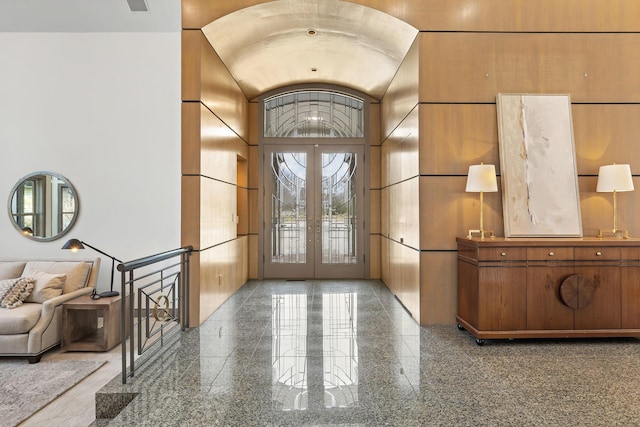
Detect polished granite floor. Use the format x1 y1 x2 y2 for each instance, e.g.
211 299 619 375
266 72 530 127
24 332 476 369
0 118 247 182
98 280 640 426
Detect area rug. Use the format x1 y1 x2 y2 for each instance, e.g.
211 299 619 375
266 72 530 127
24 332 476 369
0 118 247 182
0 359 106 427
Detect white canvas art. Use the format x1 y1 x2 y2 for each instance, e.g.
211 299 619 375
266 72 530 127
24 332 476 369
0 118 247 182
497 94 582 237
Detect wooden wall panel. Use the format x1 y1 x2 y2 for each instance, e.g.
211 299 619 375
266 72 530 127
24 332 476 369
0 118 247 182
201 177 237 248
418 103 640 176
199 37 250 140
382 108 419 187
386 240 420 322
370 102 381 146
182 102 201 175
249 102 259 145
237 187 249 236
370 234 381 279
364 0 640 33
389 177 420 250
419 176 504 251
249 234 258 279
419 33 640 103
200 105 239 183
420 252 457 325
381 235 390 285
380 186 389 238
182 0 268 30
181 30 201 101
370 189 380 235
419 104 499 175
185 1 640 36
370 145 381 189
181 175 201 250
381 36 419 139
182 30 249 140
573 104 640 175
198 237 249 324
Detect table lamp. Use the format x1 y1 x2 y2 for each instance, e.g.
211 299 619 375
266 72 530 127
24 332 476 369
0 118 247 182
596 164 634 239
466 163 498 240
62 238 122 297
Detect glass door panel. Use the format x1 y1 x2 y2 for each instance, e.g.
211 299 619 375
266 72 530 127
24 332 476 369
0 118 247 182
270 152 307 264
264 145 364 279
264 147 314 278
321 153 357 264
314 146 363 278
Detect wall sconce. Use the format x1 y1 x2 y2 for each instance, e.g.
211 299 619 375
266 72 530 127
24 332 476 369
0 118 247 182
596 164 634 239
62 238 122 298
466 163 498 240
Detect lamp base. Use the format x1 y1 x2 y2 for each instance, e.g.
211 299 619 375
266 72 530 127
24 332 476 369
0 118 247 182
98 290 120 298
467 229 495 240
598 229 630 239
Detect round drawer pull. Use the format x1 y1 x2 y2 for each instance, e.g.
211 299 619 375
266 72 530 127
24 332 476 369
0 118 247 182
548 252 555 256
596 251 602 256
500 252 507 257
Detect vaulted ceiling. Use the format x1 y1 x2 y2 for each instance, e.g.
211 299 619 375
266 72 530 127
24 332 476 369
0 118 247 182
201 0 418 100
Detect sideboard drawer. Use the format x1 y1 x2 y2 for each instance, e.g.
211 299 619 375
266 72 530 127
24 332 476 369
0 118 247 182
575 247 620 261
527 247 573 261
621 247 640 260
478 247 526 261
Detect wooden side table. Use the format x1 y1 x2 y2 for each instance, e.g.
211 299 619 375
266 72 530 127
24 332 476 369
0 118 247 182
62 293 127 352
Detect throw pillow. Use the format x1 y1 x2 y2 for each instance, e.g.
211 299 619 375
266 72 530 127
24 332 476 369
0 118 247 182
62 262 91 294
24 271 66 303
0 278 20 301
0 277 35 308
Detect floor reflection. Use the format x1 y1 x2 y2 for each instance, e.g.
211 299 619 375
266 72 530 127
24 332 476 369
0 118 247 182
271 292 360 411
322 293 358 408
272 294 308 411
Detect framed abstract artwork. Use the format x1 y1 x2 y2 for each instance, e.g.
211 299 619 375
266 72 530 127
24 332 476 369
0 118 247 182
497 93 582 237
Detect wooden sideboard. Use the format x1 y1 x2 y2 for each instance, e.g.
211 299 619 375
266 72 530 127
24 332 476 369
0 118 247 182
456 236 640 345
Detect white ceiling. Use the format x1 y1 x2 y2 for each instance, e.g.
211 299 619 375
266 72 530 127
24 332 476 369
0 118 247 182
0 0 180 32
0 0 417 100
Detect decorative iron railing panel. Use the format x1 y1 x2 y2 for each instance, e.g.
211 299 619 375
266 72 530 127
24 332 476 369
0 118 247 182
117 246 192 383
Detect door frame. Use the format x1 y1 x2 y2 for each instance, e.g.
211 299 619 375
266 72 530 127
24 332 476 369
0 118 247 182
257 85 370 280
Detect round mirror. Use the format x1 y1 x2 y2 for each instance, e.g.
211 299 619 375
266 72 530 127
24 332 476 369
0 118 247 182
7 171 79 242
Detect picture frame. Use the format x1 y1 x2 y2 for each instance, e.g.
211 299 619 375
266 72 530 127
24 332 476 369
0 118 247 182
497 93 583 237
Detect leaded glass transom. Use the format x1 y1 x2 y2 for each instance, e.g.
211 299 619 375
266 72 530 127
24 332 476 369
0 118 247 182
264 91 364 138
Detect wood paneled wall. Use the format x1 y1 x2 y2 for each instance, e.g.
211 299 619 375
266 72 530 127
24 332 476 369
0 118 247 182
182 0 640 327
183 0 640 34
182 29 250 326
380 39 421 322
375 1 640 326
408 6 640 325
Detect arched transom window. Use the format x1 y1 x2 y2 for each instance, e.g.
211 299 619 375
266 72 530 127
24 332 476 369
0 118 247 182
264 90 364 138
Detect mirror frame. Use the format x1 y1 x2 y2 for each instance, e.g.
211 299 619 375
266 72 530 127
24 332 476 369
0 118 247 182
7 171 80 242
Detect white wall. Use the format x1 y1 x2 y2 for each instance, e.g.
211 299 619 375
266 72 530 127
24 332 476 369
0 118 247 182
0 32 181 293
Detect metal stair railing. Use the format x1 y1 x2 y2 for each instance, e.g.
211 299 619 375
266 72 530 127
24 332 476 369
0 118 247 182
117 246 193 383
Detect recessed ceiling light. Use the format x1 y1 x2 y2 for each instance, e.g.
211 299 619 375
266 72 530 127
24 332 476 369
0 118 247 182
307 29 317 36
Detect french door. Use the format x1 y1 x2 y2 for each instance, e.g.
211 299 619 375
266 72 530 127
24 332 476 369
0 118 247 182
263 144 365 279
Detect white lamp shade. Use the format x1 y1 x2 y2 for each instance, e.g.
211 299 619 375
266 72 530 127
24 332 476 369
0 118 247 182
596 164 634 192
466 164 498 192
